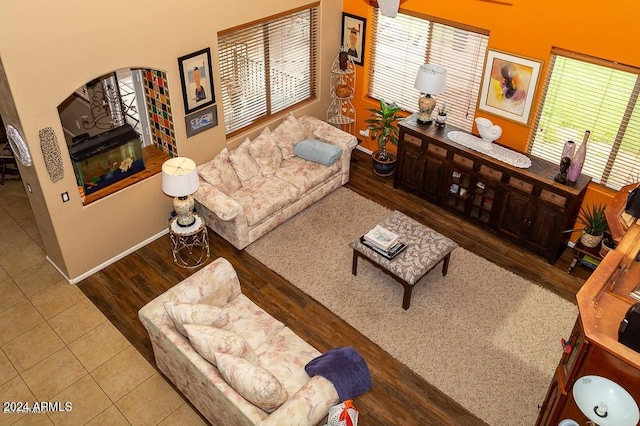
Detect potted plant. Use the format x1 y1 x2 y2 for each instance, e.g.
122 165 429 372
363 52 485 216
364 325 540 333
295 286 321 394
599 230 616 257
365 98 403 177
564 203 608 248
435 103 448 127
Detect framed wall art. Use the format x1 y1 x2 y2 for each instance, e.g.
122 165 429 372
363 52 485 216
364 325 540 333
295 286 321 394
478 50 542 125
185 104 218 138
178 47 216 114
341 13 366 66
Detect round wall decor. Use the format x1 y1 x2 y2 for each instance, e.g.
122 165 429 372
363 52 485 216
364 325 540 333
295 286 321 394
5 124 32 167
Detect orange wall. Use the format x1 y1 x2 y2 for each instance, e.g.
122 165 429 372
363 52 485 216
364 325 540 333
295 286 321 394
344 0 640 207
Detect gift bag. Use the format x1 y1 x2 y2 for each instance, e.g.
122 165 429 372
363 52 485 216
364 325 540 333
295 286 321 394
326 400 358 426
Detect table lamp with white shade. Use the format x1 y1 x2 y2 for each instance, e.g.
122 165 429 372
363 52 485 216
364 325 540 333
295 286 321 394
162 157 200 227
414 64 447 125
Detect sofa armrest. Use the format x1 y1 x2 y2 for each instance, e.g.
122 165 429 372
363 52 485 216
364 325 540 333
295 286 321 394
298 116 357 152
258 376 339 426
193 181 243 221
139 257 242 327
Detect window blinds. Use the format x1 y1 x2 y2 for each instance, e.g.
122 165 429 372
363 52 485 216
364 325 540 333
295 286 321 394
368 10 488 132
528 48 640 190
218 5 318 136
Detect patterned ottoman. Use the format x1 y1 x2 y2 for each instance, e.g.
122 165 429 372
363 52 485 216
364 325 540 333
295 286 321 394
350 211 458 310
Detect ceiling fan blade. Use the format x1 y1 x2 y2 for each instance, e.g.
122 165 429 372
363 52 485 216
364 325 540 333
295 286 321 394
476 0 513 5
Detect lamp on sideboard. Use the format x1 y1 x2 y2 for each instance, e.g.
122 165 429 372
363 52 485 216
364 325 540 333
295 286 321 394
414 64 447 125
162 157 199 227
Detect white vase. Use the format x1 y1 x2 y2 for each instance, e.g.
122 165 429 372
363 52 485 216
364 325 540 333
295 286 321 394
475 117 502 151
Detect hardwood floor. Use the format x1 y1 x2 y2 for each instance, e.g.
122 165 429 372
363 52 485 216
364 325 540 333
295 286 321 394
77 148 590 425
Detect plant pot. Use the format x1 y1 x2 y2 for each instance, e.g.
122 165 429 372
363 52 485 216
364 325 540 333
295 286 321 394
372 151 396 177
435 114 447 127
580 232 603 248
599 237 616 258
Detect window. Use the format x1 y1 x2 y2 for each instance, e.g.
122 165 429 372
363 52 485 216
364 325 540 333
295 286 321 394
218 4 319 136
368 10 489 132
528 48 640 190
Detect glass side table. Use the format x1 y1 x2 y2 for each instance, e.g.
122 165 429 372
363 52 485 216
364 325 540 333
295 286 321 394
169 213 210 268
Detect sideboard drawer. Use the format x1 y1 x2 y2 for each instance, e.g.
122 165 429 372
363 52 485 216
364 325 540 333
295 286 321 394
404 133 422 147
453 154 474 169
540 189 567 207
479 165 503 181
508 177 533 194
427 143 447 158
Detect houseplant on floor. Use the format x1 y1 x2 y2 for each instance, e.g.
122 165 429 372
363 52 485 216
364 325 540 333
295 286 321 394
565 203 608 248
365 98 403 177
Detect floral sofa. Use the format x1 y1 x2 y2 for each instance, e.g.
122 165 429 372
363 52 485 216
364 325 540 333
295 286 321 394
138 257 339 425
193 114 357 249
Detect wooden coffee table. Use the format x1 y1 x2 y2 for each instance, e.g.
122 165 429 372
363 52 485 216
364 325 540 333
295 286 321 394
350 211 458 310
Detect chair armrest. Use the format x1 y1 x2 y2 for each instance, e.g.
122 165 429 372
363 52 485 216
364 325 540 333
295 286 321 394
258 376 339 426
298 116 358 152
193 181 243 221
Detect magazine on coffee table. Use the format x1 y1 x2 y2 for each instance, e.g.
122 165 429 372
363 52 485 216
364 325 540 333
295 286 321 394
363 225 399 250
360 236 407 260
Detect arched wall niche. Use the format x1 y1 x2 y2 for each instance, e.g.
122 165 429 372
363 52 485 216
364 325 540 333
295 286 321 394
57 66 175 204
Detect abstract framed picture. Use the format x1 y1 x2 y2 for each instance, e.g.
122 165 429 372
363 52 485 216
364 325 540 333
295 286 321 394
341 13 366 66
178 47 216 114
185 104 218 138
478 50 542 125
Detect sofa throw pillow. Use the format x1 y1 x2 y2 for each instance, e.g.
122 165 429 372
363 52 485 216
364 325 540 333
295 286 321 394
214 352 288 413
197 147 242 196
229 138 262 187
184 324 258 366
293 138 343 167
271 113 308 160
248 127 282 176
163 302 232 337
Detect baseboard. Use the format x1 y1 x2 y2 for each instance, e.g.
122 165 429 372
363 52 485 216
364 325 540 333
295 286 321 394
356 145 372 155
50 228 169 284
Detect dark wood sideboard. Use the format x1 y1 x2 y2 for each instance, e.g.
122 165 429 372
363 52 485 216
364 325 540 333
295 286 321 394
395 115 591 263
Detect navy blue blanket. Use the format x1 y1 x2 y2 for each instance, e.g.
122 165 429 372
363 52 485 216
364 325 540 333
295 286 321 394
305 346 371 401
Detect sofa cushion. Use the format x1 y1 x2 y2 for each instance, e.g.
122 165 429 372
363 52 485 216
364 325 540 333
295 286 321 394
197 147 242 196
223 294 286 350
184 324 258 366
271 114 308 160
249 128 282 176
214 352 288 413
293 138 343 167
164 302 232 336
254 327 322 398
232 177 300 227
229 138 262 187
275 156 341 193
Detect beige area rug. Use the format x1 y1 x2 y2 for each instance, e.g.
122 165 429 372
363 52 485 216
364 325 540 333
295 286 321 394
246 188 578 426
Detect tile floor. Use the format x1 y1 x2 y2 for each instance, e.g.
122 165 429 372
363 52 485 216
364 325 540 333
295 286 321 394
0 180 206 425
